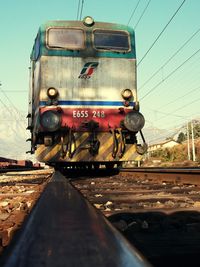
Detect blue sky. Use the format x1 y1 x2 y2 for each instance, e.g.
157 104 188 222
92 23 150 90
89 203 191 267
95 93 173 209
0 0 200 143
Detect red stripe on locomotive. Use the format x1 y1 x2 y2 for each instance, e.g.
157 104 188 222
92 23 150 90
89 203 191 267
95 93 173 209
39 107 130 131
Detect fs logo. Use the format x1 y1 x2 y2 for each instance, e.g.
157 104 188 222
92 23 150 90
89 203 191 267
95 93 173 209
78 62 99 79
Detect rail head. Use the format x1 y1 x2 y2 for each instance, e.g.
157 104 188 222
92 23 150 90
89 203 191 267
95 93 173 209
120 167 200 185
122 167 200 174
0 171 151 267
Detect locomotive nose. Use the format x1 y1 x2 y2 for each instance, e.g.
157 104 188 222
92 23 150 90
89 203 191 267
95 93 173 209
124 111 145 132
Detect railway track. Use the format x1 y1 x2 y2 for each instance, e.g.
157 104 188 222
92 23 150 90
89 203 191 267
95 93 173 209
71 167 200 216
70 167 200 267
0 170 150 267
1 167 200 267
0 166 42 174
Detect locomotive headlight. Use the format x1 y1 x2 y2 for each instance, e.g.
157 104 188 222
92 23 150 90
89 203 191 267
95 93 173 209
124 111 145 132
47 87 58 99
40 110 61 132
121 89 133 100
83 16 94 26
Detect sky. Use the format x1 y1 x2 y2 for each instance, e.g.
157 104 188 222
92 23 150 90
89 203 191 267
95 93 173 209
0 0 200 145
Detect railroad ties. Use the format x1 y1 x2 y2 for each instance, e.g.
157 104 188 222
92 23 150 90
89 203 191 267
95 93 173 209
2 167 200 266
71 167 200 267
0 170 150 267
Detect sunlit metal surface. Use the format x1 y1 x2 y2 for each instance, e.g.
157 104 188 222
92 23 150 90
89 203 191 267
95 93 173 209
1 171 151 267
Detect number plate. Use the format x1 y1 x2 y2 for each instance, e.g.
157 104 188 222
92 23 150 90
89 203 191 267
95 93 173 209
72 110 105 118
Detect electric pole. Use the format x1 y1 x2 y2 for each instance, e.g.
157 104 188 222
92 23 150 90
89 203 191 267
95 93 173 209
187 121 190 160
191 120 196 161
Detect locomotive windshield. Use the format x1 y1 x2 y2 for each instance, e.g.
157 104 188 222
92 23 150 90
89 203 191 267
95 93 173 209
94 30 130 51
47 28 85 49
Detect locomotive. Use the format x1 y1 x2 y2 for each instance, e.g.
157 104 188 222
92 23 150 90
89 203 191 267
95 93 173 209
27 16 147 168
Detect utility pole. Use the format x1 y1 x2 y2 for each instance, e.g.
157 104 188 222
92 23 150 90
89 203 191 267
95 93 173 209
191 120 196 161
187 121 190 160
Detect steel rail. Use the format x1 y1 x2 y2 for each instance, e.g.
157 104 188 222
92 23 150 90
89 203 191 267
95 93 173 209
0 171 151 267
121 167 200 185
0 167 43 174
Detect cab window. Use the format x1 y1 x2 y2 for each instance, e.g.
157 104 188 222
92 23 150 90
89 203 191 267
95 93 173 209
47 28 85 50
94 30 130 52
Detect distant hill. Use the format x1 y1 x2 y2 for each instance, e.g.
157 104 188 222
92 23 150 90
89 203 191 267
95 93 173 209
0 107 34 161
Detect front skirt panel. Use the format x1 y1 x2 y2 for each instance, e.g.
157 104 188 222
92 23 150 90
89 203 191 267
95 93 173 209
35 132 142 163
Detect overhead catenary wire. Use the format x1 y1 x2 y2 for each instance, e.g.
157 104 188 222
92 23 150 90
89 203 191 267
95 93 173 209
0 96 26 143
145 86 200 117
0 85 20 112
145 107 185 119
156 85 200 111
144 101 200 143
0 84 22 116
0 84 26 131
146 124 184 142
0 89 24 121
138 27 200 91
0 99 25 141
127 0 142 26
140 46 200 101
79 0 85 20
76 0 84 20
145 115 199 143
144 128 179 144
144 97 200 141
76 0 81 20
146 116 200 144
140 49 200 136
4 90 27 93
0 97 10 112
154 96 200 123
134 0 152 30
137 0 186 67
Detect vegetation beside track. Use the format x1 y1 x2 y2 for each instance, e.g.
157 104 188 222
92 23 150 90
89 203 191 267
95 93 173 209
145 138 200 166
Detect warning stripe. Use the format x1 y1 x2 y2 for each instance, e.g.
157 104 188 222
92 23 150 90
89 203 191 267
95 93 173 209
98 134 113 159
43 144 61 162
35 132 143 162
66 132 90 161
36 145 47 159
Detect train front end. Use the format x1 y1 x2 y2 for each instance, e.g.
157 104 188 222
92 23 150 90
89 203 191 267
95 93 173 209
27 17 147 167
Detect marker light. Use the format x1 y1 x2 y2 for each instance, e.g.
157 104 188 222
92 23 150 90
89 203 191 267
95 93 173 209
83 16 95 26
121 89 133 100
47 87 58 99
